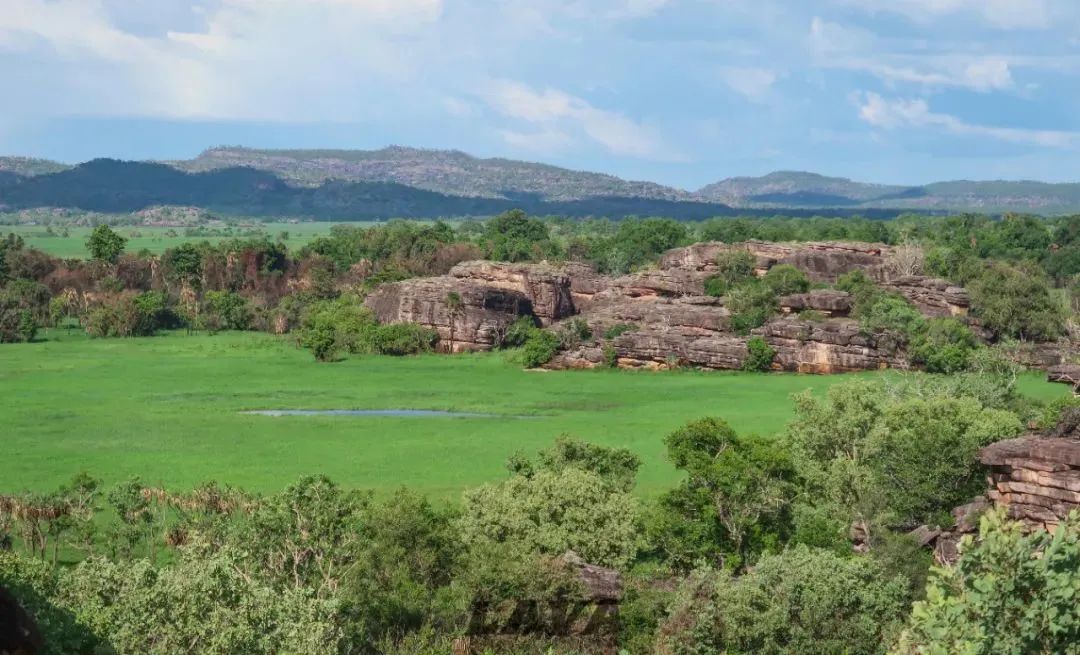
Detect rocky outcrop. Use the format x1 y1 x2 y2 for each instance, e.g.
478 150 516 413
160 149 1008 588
755 317 901 373
778 289 852 316
1049 364 1080 394
883 276 969 317
449 261 575 325
658 240 892 283
364 277 534 352
978 416 1080 531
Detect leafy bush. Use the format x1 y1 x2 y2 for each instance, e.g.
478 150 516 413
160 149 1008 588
83 291 169 338
459 467 640 568
297 298 376 361
909 317 979 373
742 336 776 372
762 264 810 296
649 418 795 571
893 510 1080 655
0 293 37 343
202 290 253 332
725 280 778 335
603 322 638 339
555 318 592 349
968 261 1065 341
602 343 618 368
86 224 126 263
713 250 756 287
519 329 560 368
499 316 537 348
657 546 910 655
703 274 728 297
367 323 438 356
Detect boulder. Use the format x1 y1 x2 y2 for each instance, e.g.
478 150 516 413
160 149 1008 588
755 317 902 373
449 261 575 325
977 420 1080 530
882 276 970 317
779 289 852 316
659 240 891 283
364 277 534 352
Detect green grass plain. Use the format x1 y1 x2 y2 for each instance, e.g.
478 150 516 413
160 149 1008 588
1 331 1068 499
4 222 337 258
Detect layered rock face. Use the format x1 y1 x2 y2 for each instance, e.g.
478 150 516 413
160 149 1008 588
364 277 534 352
365 239 995 370
979 417 1080 532
449 261 575 325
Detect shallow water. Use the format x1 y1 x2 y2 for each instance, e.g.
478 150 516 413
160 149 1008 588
241 409 517 418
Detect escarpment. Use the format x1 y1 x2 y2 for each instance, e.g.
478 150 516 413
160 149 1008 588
365 239 1067 371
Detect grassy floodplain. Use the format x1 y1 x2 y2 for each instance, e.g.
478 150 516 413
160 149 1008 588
3 221 339 258
1 330 1068 499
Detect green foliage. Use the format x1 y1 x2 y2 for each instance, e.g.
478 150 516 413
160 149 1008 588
968 261 1065 341
786 381 1022 536
459 466 640 568
725 279 778 334
82 291 169 338
531 437 642 492
0 293 37 342
858 293 925 346
893 510 1080 655
367 322 438 356
762 263 810 295
867 397 1021 526
602 322 637 339
702 274 727 297
555 317 592 349
297 298 376 361
742 336 775 372
202 290 253 332
499 316 537 348
658 546 910 655
85 224 126 263
481 210 558 263
909 318 979 373
519 328 560 368
162 242 204 283
650 418 795 571
58 552 344 655
0 553 97 655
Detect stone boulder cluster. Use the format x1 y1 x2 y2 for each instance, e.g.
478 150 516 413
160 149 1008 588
363 240 988 372
929 410 1080 563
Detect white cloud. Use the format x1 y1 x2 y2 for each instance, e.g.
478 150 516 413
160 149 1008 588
485 80 671 159
856 91 1076 147
837 0 1052 30
719 67 777 100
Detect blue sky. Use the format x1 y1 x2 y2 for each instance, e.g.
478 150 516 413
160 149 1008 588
2 0 1079 189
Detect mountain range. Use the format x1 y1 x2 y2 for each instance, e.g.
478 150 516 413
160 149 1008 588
3 146 1080 218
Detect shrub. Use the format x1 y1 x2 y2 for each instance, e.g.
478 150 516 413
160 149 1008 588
602 322 637 339
555 318 592 349
0 294 37 343
82 291 169 338
86 224 126 263
799 309 826 322
367 323 438 356
726 280 778 335
742 336 776 372
602 343 618 368
459 467 640 568
657 546 910 655
968 261 1065 341
893 510 1080 655
703 274 727 297
297 298 376 361
713 250 756 287
520 329 560 368
202 290 253 332
763 264 810 296
499 316 537 348
909 318 979 373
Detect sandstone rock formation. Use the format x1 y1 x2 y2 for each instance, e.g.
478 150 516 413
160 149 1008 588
364 277 534 352
882 276 969 317
979 421 1080 532
449 261 575 325
778 289 852 316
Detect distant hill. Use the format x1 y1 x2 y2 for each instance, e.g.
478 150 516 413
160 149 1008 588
0 158 756 220
697 171 1080 214
0 156 71 177
172 146 691 202
4 147 1080 216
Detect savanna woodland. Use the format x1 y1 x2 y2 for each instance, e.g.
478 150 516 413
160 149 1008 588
5 208 1080 655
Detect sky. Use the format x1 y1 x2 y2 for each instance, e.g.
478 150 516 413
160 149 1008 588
2 0 1079 190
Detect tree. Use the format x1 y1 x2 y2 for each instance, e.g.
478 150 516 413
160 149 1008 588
86 225 127 263
459 466 640 568
658 546 910 655
968 261 1065 341
445 291 463 352
650 418 795 571
893 510 1080 655
481 209 556 263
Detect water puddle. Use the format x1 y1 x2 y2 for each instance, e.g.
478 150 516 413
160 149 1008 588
241 409 527 418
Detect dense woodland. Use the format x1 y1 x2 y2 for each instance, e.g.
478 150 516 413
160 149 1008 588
4 210 1080 653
